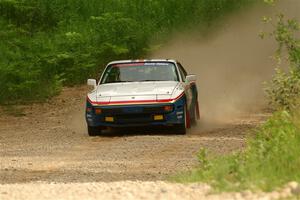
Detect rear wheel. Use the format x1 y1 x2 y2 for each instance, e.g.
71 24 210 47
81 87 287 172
191 103 199 125
87 126 102 137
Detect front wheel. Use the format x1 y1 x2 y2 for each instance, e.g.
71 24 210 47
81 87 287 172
175 124 186 135
87 126 102 137
175 104 190 135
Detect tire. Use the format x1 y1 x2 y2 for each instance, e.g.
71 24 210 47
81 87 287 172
176 124 186 135
191 106 197 125
175 104 189 135
196 100 200 120
87 126 102 137
191 103 198 126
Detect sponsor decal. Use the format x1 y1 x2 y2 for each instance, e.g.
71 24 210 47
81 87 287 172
114 62 172 67
144 62 171 66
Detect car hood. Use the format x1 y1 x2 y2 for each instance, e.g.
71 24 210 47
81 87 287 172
95 81 179 102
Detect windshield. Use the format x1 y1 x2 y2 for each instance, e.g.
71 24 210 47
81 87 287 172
100 62 179 84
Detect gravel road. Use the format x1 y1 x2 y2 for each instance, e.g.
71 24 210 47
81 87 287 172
0 86 270 199
1 181 299 200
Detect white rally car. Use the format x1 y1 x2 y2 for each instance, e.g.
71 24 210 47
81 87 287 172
86 59 200 136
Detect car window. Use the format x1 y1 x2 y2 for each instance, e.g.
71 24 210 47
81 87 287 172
101 62 179 84
177 63 187 82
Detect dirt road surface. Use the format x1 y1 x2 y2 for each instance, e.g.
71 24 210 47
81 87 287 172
0 87 272 200
0 86 267 184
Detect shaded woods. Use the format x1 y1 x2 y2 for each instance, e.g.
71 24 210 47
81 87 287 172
0 0 254 103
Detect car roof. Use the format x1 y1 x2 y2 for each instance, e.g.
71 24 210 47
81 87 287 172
107 59 177 66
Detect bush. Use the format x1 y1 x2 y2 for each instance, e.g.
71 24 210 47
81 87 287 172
264 14 300 110
0 20 62 103
265 68 300 110
0 0 57 31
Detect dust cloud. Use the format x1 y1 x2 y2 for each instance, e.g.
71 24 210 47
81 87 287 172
152 0 300 131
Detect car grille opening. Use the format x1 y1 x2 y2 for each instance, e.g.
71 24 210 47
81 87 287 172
98 105 173 124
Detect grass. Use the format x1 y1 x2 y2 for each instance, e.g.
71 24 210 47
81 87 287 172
174 111 300 192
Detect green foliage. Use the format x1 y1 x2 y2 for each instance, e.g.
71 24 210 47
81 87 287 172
0 0 255 104
272 14 300 66
0 0 57 31
197 148 210 170
265 68 300 110
175 111 300 191
262 13 300 110
0 20 62 103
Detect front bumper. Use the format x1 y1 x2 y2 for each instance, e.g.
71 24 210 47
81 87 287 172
86 96 185 128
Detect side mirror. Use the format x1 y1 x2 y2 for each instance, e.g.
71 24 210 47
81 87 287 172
87 79 97 89
186 74 197 83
